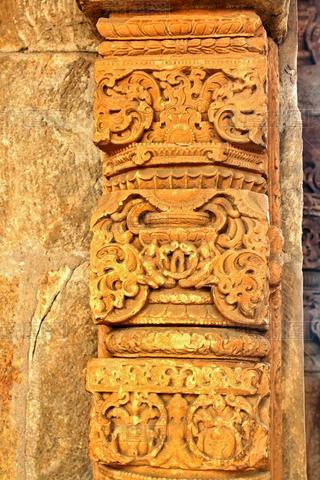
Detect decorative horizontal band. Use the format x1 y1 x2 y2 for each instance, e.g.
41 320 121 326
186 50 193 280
102 143 267 178
94 464 271 480
104 165 267 193
97 36 266 57
97 11 263 40
87 357 270 395
105 327 270 359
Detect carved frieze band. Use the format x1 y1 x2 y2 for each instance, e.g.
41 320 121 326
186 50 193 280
88 359 270 471
94 61 267 151
105 327 270 359
87 9 281 479
96 11 264 40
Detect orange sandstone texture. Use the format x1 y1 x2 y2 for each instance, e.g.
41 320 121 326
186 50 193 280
84 8 285 480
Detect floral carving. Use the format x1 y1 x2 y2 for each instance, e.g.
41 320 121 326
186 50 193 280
87 358 269 396
98 37 266 57
88 359 270 470
186 394 268 468
94 67 267 149
91 392 167 465
96 12 263 40
211 251 268 325
90 190 269 325
105 327 270 359
303 216 320 270
84 8 281 479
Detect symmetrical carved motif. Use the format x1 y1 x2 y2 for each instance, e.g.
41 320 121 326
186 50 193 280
94 66 267 149
90 190 269 326
88 359 269 471
96 12 264 40
84 9 281 480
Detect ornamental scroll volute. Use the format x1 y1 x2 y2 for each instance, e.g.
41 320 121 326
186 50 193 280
86 10 282 480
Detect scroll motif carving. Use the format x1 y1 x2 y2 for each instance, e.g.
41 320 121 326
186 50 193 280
303 215 320 269
94 67 267 148
299 1 320 64
98 37 266 57
88 359 270 471
90 190 269 326
85 9 281 480
105 327 271 359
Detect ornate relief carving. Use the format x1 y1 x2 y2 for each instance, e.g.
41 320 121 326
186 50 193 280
303 215 320 269
90 190 269 326
94 464 272 480
304 288 320 344
88 359 269 471
104 166 267 193
94 66 267 149
105 327 270 359
96 12 264 40
98 37 266 57
84 9 281 480
101 143 267 178
87 358 270 395
299 1 320 64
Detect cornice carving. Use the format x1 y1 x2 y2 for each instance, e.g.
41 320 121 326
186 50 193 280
77 1 290 43
96 12 263 40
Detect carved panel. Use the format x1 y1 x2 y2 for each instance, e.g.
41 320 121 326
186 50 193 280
90 189 269 327
88 359 270 472
85 9 281 480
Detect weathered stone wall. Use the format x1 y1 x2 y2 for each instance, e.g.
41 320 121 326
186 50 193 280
0 2 100 479
0 1 306 480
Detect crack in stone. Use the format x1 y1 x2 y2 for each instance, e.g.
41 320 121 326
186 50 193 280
29 266 73 363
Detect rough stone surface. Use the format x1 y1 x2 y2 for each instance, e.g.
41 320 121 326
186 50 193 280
0 0 99 52
0 15 100 478
26 263 96 480
279 0 307 478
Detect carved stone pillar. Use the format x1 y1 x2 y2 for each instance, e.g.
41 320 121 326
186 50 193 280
78 3 288 480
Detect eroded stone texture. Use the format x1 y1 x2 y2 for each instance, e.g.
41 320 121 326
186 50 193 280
0 53 99 254
26 263 96 480
279 1 307 479
0 49 100 479
0 0 99 52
